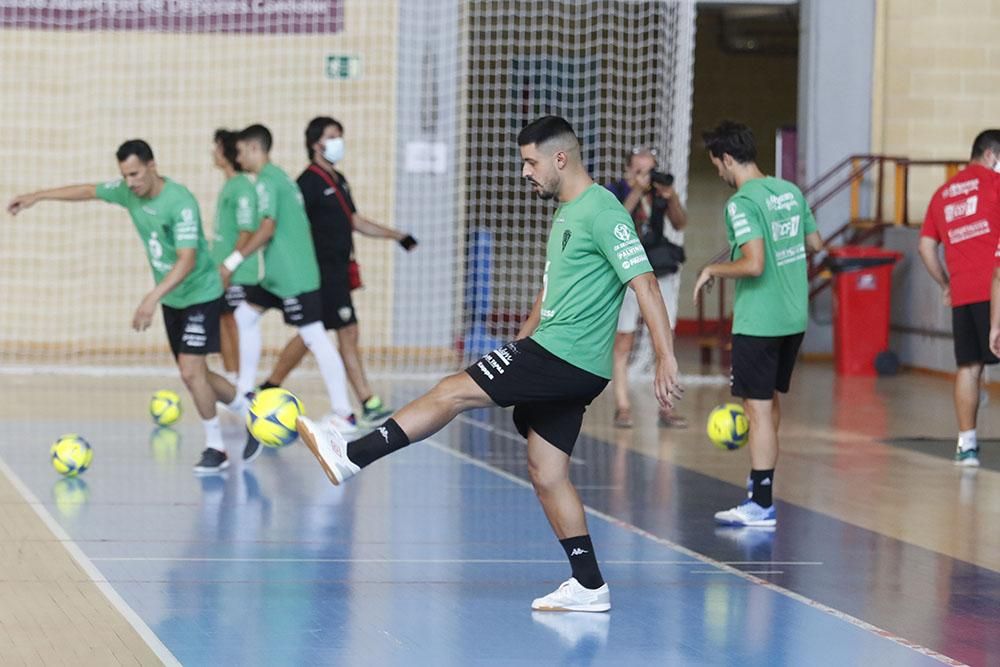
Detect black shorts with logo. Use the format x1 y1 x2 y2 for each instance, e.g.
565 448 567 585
952 301 999 366
245 286 323 326
731 332 804 400
319 264 358 330
221 284 249 313
162 297 222 358
465 338 608 455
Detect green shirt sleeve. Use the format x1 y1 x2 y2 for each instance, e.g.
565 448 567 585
594 209 652 284
727 196 764 246
95 179 130 207
171 197 201 250
255 177 277 222
236 181 259 232
801 198 817 235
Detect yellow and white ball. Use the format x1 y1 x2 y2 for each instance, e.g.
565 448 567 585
51 434 94 477
247 388 305 448
706 403 750 451
150 389 182 426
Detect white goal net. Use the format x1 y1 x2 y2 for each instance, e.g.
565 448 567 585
0 0 694 376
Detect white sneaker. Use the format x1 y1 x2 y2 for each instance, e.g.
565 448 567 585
297 416 360 486
531 578 610 612
324 412 360 436
714 500 777 527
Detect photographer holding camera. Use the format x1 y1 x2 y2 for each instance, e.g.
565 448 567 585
606 148 689 429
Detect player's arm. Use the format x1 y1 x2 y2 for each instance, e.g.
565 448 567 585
805 231 824 253
693 238 765 305
917 236 950 306
989 267 1000 356
352 213 418 250
516 289 543 340
132 248 196 331
220 217 275 283
630 272 681 409
7 184 98 215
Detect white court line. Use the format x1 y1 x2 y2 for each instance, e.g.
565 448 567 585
0 458 181 666
422 437 967 667
88 556 822 566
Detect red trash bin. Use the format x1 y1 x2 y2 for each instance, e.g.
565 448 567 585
828 246 902 376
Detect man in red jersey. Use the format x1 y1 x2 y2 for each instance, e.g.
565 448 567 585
919 129 1000 468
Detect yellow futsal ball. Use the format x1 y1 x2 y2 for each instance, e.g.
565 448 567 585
150 389 182 426
51 434 94 477
247 388 305 448
707 403 750 451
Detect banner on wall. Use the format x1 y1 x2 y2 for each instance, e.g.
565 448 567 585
0 1 342 33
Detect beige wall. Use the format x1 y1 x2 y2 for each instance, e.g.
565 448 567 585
872 0 1000 220
0 0 399 365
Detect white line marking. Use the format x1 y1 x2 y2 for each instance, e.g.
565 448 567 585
422 437 967 667
0 458 181 666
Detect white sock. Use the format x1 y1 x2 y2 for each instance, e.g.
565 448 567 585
226 393 249 418
234 302 263 396
298 321 352 417
958 429 977 452
203 416 225 452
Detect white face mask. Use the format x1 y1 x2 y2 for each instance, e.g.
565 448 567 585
322 137 345 164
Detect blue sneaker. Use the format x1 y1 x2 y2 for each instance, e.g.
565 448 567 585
954 446 980 467
714 500 776 527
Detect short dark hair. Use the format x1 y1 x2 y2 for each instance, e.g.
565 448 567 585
517 115 578 148
238 124 273 153
304 116 343 160
116 139 154 164
702 121 757 164
970 129 1000 160
214 129 242 171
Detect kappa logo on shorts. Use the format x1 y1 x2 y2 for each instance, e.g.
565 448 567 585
338 306 353 322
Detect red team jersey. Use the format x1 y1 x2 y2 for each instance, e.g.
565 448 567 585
921 164 1000 306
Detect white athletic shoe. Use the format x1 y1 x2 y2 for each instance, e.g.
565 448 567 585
323 412 360 436
297 416 360 486
531 578 611 613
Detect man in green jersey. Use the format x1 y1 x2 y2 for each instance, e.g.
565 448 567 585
296 116 682 612
694 121 823 528
210 129 261 377
7 140 250 474
221 124 356 434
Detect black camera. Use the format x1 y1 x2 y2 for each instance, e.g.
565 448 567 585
649 170 674 187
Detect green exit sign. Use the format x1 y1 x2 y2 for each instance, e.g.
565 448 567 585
325 55 361 80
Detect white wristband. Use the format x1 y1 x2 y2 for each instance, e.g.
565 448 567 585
223 251 244 272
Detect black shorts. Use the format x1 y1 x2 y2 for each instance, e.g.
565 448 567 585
319 265 357 330
731 332 804 400
162 298 222 358
466 338 608 455
221 284 249 313
245 286 323 326
952 301 999 366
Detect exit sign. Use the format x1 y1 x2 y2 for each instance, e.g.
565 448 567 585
325 55 361 80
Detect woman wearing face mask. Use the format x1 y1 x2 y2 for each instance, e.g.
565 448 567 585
258 116 418 426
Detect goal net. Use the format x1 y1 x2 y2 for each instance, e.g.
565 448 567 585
0 0 695 376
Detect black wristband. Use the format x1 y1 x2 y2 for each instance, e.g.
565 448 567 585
399 234 418 250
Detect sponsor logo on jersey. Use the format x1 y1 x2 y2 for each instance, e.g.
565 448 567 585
947 219 991 244
771 215 801 241
766 192 798 212
944 179 979 199
562 229 572 252
613 223 632 242
944 195 978 223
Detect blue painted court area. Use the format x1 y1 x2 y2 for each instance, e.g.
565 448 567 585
1 405 958 666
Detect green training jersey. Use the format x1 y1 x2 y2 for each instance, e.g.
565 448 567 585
531 184 653 378
211 173 261 286
725 176 817 336
255 162 320 297
96 177 222 309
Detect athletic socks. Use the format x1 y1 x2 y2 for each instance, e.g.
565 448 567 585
233 302 263 396
560 535 605 590
958 429 977 452
750 468 775 508
203 416 225 453
297 321 353 417
259 380 281 391
346 418 410 468
226 393 249 418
